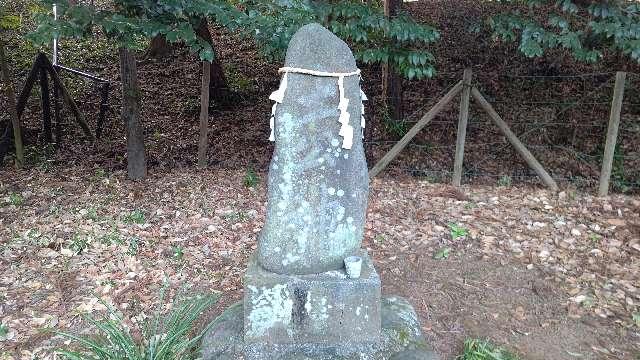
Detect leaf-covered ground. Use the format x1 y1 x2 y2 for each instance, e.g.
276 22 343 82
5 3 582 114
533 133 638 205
1 167 638 359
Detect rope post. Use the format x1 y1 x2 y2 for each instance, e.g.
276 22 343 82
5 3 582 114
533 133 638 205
369 81 464 178
471 87 559 191
452 68 472 187
598 71 626 197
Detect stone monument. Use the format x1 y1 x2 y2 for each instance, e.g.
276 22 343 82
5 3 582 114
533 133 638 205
203 23 437 360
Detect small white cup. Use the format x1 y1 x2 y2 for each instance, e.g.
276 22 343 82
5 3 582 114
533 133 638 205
344 256 363 279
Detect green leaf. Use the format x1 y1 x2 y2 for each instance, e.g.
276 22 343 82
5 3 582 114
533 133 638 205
433 247 451 260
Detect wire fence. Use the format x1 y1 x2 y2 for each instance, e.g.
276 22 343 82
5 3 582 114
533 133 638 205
366 70 640 194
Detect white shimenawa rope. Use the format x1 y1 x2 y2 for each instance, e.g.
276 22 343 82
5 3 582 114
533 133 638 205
268 66 368 150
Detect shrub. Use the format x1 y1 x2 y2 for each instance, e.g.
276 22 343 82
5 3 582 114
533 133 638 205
56 292 219 360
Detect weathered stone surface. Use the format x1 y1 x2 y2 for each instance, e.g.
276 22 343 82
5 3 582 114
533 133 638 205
201 296 439 360
388 350 438 360
201 302 244 360
258 23 369 275
244 249 380 345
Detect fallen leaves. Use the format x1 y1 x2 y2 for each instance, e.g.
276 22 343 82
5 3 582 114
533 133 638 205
0 167 639 358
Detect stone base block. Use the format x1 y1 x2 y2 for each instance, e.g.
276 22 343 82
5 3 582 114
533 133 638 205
243 249 381 346
202 296 439 360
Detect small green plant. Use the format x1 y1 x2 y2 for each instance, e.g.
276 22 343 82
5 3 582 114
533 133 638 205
589 233 602 244
55 290 219 360
448 223 469 240
173 246 185 261
244 168 259 188
49 205 61 215
127 237 140 256
457 338 520 360
433 247 451 260
100 230 124 246
91 168 107 182
0 323 8 338
464 202 477 210
374 234 386 244
123 210 146 224
70 233 90 254
382 108 408 139
497 175 512 187
633 312 640 328
224 64 254 93
611 144 630 193
8 192 23 206
85 207 100 221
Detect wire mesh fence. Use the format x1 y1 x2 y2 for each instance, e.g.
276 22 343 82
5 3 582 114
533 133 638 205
366 70 640 194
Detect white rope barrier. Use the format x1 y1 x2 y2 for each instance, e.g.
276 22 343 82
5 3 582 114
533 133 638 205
269 67 367 149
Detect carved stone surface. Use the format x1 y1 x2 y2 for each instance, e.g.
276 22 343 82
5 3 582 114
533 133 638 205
201 296 438 360
257 23 369 275
243 250 380 346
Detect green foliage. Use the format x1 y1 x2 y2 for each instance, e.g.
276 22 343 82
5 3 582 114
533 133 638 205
448 223 469 239
127 237 140 256
100 229 124 246
497 175 512 187
70 233 90 254
0 14 21 30
243 167 259 188
55 291 219 360
8 192 24 206
29 0 244 61
123 209 146 224
611 144 630 193
433 246 451 260
0 323 8 338
173 245 185 260
237 0 440 80
382 107 408 138
457 338 520 360
224 63 254 92
490 0 640 63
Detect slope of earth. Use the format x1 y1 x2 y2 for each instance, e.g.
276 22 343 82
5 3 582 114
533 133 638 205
1 0 639 193
1 166 638 359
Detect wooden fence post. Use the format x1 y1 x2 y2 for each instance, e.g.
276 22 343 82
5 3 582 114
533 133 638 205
471 87 559 191
598 71 626 197
198 61 211 168
452 68 472 187
40 54 95 141
40 67 52 143
369 81 464 178
0 40 24 168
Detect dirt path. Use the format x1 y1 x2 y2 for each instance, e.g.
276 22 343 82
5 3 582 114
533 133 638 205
0 167 638 359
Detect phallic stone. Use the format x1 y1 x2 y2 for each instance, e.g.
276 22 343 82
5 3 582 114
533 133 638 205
258 23 369 275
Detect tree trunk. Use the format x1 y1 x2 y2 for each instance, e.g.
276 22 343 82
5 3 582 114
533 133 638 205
382 0 403 122
0 40 24 168
119 47 147 179
195 18 227 103
146 34 173 59
198 61 211 168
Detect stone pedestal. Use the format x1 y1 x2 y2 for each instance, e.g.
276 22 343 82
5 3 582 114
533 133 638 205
244 249 381 347
203 294 438 360
203 249 438 360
